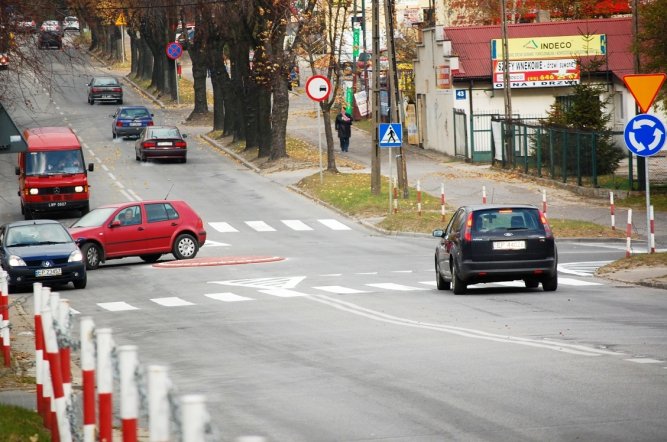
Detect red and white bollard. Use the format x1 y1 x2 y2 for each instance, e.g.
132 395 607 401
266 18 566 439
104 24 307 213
80 316 96 442
181 394 209 442
440 183 446 222
149 364 171 441
650 205 655 254
40 287 53 430
610 192 615 231
1 271 9 367
482 185 487 204
97 328 114 442
42 304 72 442
119 345 139 442
417 180 422 217
542 189 547 218
34 283 45 418
58 299 72 405
626 209 633 258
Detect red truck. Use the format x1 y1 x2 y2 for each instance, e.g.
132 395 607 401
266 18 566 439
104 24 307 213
16 127 94 220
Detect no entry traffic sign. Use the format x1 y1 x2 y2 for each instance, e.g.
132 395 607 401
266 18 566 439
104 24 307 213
305 75 332 102
166 42 183 60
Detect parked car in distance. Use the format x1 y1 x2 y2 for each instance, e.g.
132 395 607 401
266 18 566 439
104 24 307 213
111 105 154 139
18 19 37 33
37 30 62 49
0 52 8 70
87 76 123 104
176 28 195 49
432 204 557 294
69 200 207 270
0 219 87 291
40 20 62 35
63 16 80 31
135 126 188 163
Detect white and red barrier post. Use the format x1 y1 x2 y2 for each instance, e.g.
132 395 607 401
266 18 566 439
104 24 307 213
43 303 72 442
650 205 655 254
97 327 114 442
440 183 446 222
1 271 9 367
34 283 45 418
80 316 96 442
542 189 547 218
610 192 615 230
482 185 487 204
181 394 209 441
626 209 633 258
57 299 72 405
416 180 422 217
40 286 54 431
149 364 171 441
119 345 139 442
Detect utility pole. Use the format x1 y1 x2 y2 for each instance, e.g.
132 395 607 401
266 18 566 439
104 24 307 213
500 0 513 166
384 0 408 197
370 0 381 194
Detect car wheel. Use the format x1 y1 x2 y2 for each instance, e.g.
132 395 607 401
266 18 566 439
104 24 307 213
451 262 466 295
112 131 117 139
435 258 450 291
172 234 198 260
542 273 558 292
81 243 102 270
24 210 33 220
73 274 87 289
89 98 94 105
524 279 539 289
140 254 162 263
141 155 147 162
118 99 123 105
135 152 140 161
180 156 187 164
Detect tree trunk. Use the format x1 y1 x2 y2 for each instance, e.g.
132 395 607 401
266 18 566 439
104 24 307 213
187 34 209 118
210 50 226 132
322 107 338 172
257 89 272 158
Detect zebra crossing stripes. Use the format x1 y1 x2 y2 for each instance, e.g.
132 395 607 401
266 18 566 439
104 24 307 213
150 297 195 307
366 283 429 291
313 286 369 294
205 293 253 302
208 219 351 233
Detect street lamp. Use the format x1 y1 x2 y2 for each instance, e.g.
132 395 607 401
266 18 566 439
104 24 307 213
500 0 513 165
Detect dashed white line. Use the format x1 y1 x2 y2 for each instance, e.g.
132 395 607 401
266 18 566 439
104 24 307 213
209 222 239 233
318 219 351 230
97 302 139 312
313 286 369 294
150 297 194 307
366 283 428 291
625 358 664 364
205 293 253 302
281 220 313 231
246 221 276 232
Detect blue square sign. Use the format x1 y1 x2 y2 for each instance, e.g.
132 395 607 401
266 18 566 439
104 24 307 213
378 123 402 148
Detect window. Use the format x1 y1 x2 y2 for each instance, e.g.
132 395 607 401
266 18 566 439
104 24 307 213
165 203 179 220
115 206 141 226
146 203 169 222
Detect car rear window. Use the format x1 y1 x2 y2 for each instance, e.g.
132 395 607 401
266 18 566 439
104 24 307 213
149 128 180 138
119 108 149 119
94 78 118 86
473 208 544 234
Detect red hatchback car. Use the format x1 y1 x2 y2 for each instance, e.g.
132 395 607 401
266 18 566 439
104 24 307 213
69 200 207 269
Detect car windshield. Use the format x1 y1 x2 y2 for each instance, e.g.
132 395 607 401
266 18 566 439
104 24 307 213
472 208 545 233
119 108 150 119
150 128 180 138
71 207 117 228
6 223 71 247
25 150 84 175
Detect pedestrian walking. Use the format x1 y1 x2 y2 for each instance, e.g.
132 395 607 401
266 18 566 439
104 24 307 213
335 107 353 152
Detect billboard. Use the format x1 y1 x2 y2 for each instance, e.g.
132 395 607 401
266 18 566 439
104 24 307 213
492 58 580 89
491 35 606 60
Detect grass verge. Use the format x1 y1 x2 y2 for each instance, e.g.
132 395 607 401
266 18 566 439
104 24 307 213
597 252 667 273
0 404 50 441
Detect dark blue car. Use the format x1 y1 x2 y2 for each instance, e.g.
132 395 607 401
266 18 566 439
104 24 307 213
0 220 87 291
111 105 154 139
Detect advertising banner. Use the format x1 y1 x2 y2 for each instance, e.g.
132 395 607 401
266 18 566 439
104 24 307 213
492 59 580 89
436 65 451 89
491 35 606 60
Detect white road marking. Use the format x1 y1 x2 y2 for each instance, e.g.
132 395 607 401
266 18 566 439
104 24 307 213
320 273 343 276
201 240 231 247
625 358 664 364
281 220 313 231
392 270 413 273
313 286 369 294
419 281 437 286
69 307 81 315
101 164 110 172
98 302 139 312
127 189 142 201
366 283 429 291
205 292 253 302
557 277 602 286
209 222 238 233
318 219 351 230
150 297 194 307
246 221 276 232
120 189 134 201
209 276 306 289
558 261 612 276
260 288 309 297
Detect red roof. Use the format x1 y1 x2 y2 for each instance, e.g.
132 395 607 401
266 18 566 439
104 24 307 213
23 127 81 150
445 17 633 82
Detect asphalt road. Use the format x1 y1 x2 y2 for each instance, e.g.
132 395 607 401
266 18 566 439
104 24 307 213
1 42 667 441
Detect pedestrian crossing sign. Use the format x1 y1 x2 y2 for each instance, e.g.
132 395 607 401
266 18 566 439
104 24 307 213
379 123 402 148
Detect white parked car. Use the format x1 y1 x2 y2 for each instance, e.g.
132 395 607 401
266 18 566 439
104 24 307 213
63 16 80 31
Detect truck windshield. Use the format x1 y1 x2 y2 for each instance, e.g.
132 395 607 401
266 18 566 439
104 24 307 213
26 150 85 175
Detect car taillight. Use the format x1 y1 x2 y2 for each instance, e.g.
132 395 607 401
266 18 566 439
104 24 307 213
175 141 187 148
539 211 553 238
116 121 123 127
147 121 154 126
112 87 121 92
92 87 102 93
464 212 473 242
142 141 157 148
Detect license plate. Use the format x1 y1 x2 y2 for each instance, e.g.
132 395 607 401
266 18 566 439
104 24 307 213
103 94 112 98
48 202 67 208
493 240 526 250
129 122 142 126
157 142 172 146
36 268 62 277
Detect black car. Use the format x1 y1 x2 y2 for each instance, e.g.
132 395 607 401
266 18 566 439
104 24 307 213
87 76 123 105
0 220 87 291
135 126 188 163
432 204 557 294
37 30 62 49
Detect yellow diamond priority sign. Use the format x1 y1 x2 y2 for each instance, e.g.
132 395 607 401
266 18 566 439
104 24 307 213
623 73 666 114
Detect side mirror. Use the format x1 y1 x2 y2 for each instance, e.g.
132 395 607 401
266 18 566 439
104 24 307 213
150 113 154 117
88 163 94 172
182 134 188 139
110 114 116 118
432 229 445 238
110 220 121 228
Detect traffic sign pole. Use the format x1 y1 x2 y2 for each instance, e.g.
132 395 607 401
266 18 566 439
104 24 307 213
645 160 651 253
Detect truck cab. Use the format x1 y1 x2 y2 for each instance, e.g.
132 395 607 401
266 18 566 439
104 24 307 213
16 127 94 220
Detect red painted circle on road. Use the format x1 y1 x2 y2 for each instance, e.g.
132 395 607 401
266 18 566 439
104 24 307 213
153 256 285 268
